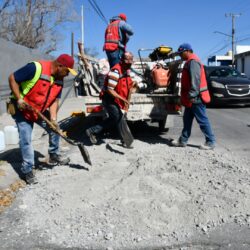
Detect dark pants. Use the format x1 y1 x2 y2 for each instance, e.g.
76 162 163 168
89 96 123 140
106 49 124 68
180 103 215 145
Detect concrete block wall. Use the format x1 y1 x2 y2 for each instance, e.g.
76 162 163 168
0 38 75 115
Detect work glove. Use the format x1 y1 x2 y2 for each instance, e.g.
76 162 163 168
17 98 27 110
50 119 60 130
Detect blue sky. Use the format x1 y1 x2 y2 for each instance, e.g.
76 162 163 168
59 0 250 64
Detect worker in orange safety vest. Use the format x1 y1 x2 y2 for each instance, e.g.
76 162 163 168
86 51 136 148
103 13 134 68
171 43 216 150
8 54 77 184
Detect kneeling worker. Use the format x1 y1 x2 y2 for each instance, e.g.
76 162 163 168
8 54 77 184
86 51 136 147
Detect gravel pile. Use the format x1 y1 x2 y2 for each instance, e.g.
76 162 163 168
1 138 250 249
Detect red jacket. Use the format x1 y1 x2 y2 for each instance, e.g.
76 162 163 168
103 20 121 51
22 61 63 121
102 63 133 110
181 54 210 107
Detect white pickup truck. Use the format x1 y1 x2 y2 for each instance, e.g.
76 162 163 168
76 46 183 131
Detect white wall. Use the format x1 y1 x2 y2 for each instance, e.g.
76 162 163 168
236 54 250 79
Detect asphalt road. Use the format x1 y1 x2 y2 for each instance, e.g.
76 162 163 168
165 105 250 158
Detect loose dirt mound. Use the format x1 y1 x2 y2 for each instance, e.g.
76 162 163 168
4 140 249 249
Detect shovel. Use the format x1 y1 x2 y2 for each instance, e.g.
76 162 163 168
25 103 92 165
118 84 136 148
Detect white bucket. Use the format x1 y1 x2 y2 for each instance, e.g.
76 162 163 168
4 125 19 145
0 130 5 151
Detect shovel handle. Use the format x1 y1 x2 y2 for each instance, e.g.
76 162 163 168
24 103 92 165
78 42 90 70
124 82 137 112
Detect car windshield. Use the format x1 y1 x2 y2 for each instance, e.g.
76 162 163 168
208 68 241 78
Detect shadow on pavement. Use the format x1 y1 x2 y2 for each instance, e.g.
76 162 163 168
60 115 175 147
0 148 44 179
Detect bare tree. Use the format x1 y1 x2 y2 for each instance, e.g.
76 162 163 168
0 0 12 15
0 0 79 54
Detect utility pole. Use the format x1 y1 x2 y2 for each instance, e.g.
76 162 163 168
225 13 241 67
71 32 74 57
81 5 84 49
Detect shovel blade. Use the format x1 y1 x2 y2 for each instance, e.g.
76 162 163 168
78 144 92 165
118 115 134 148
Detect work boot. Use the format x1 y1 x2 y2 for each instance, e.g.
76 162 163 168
199 142 215 150
49 153 70 165
86 128 97 144
122 142 134 149
170 139 187 147
24 171 38 185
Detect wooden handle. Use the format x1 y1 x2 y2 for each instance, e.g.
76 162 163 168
124 84 135 112
77 42 90 69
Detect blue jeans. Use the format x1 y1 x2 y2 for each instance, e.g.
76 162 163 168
12 109 60 174
179 103 215 145
106 49 124 68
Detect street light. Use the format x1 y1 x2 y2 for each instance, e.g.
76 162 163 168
214 30 234 66
214 31 232 38
214 14 241 67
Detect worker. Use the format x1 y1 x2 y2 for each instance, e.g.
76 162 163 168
171 43 216 150
8 54 77 184
103 13 134 68
86 51 136 147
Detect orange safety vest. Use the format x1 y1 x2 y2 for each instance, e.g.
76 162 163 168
181 54 210 107
103 20 121 51
22 61 63 121
102 63 133 110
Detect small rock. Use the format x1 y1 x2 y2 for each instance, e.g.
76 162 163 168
134 237 142 242
19 204 27 210
202 226 207 233
104 233 113 240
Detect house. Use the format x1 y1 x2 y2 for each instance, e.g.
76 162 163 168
235 45 250 79
207 45 250 79
207 51 232 66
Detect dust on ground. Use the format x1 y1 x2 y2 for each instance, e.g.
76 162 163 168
0 132 250 249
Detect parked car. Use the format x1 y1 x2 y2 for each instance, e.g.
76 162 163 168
204 66 250 106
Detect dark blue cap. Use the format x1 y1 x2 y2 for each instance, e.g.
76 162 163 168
177 43 193 54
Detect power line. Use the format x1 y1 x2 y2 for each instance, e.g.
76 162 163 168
91 0 108 24
210 43 231 56
88 0 108 25
207 41 229 54
237 37 250 43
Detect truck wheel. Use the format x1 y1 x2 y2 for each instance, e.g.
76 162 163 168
158 120 169 133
